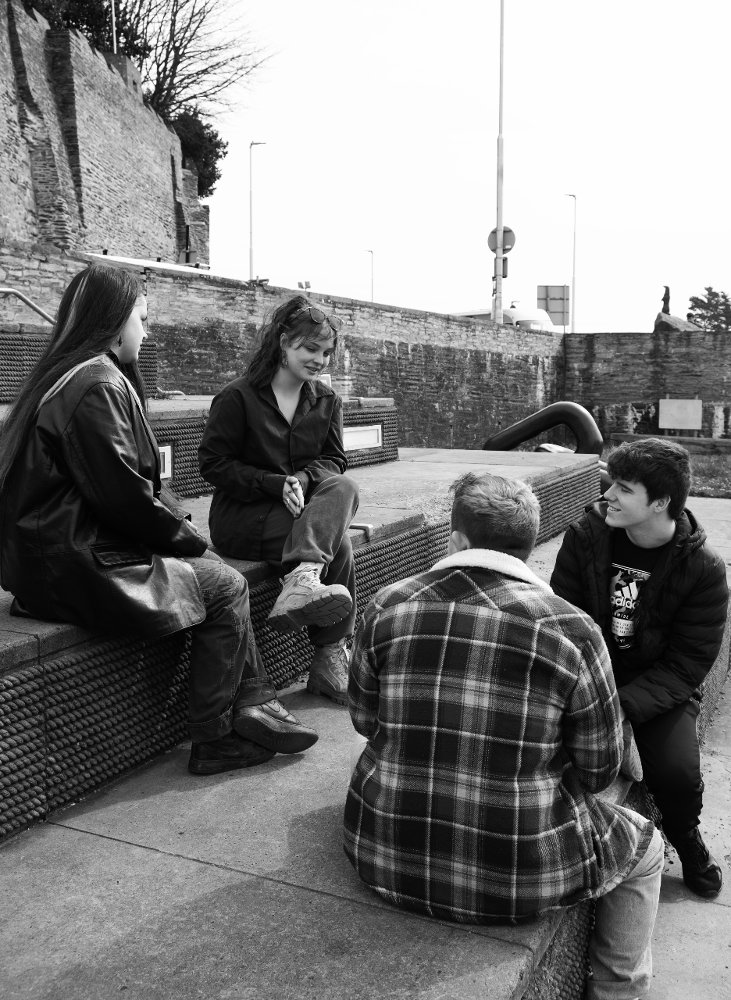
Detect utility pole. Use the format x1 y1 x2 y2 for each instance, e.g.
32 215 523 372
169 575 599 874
565 193 577 333
249 141 266 280
492 0 505 323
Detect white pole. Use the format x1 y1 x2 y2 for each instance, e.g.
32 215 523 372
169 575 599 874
111 0 118 54
492 0 505 324
249 141 265 281
566 193 577 333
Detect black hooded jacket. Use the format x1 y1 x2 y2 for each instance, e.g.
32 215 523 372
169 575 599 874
550 502 728 724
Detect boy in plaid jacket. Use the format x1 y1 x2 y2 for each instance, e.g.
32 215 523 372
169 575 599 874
344 472 664 1000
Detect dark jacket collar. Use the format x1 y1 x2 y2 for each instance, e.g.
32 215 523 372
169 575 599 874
583 500 706 555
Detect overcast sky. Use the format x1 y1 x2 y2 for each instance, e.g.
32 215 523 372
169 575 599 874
206 1 731 333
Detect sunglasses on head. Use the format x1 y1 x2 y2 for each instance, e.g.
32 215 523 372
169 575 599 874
298 305 343 333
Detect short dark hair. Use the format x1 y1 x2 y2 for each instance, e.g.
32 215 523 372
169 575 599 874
606 438 691 519
450 472 540 559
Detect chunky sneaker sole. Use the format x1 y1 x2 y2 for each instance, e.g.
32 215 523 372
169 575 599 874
267 588 353 634
307 673 348 706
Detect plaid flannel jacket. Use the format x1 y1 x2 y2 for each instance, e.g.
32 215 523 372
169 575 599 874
344 549 654 924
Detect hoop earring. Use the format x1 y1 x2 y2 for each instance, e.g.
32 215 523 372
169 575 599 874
280 353 288 368
117 335 123 346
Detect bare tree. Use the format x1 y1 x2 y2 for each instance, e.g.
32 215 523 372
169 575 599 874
127 0 267 120
28 1 264 195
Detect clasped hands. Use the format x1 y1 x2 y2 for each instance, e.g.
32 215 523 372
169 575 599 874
283 476 305 518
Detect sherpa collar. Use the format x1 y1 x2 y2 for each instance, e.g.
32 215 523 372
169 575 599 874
431 548 553 592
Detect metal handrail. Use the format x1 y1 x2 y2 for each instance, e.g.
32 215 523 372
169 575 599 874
0 287 54 324
482 401 604 455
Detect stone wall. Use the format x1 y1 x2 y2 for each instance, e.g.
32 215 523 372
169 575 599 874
564 330 731 438
0 0 207 262
7 243 731 449
0 242 85 330
145 272 564 450
0 245 564 449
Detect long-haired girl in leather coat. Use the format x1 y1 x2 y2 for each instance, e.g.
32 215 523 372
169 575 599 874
0 265 318 774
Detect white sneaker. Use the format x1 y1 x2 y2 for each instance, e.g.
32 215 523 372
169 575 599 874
267 567 352 634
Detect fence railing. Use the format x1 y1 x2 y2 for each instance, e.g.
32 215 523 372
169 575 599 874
0 287 54 324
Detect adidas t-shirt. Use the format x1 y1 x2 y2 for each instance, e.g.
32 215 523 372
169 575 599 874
610 531 672 650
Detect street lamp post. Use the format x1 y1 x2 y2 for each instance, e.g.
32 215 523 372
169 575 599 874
110 0 117 53
365 249 374 301
249 141 265 281
565 193 577 333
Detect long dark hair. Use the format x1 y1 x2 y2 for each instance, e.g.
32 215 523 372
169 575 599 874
246 295 340 387
0 264 143 494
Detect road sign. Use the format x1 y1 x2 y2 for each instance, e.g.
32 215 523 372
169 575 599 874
537 284 570 327
488 227 516 254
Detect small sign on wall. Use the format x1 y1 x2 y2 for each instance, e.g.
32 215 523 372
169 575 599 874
658 399 703 431
159 444 173 479
343 424 383 452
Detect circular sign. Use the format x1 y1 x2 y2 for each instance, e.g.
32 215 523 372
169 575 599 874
488 227 516 254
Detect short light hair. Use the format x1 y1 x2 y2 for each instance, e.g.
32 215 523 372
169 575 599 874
450 472 540 559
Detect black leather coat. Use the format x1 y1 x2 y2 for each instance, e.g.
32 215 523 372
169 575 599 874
0 355 206 637
550 502 728 724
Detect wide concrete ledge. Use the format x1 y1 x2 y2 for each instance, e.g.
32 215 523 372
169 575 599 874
0 451 603 848
0 450 601 675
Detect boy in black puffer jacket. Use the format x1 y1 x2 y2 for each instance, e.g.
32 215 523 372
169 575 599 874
551 438 728 899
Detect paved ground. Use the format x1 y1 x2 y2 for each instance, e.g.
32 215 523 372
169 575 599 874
645 497 731 999
0 497 729 999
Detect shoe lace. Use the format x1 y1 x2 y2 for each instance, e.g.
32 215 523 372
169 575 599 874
294 568 322 589
328 643 349 674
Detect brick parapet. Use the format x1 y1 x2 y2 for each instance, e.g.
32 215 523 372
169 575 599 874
0 1 209 263
6 245 730 447
0 246 563 449
565 330 731 436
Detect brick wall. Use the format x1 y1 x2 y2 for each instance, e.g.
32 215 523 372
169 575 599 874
0 247 563 448
564 330 731 437
2 2 83 248
0 0 207 262
145 271 563 449
6 245 731 448
0 242 85 329
0 4 32 244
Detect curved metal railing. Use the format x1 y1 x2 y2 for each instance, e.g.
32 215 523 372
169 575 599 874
483 401 604 454
0 287 54 324
483 400 609 491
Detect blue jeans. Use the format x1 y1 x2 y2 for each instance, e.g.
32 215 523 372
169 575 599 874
186 553 275 743
587 825 664 1000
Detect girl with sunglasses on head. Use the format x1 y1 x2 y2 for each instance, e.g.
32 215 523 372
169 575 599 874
198 295 359 705
0 266 318 776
